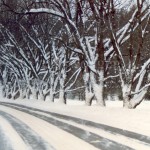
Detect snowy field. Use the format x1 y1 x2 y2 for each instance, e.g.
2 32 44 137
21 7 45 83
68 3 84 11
1 97 150 137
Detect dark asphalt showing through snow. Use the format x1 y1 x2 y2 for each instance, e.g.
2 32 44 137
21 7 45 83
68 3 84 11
0 102 135 150
0 110 55 150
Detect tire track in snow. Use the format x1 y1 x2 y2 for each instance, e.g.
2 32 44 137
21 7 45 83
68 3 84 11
0 118 15 150
0 110 55 150
0 103 134 150
1 102 149 146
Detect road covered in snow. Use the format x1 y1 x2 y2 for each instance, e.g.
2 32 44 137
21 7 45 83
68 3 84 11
0 99 150 150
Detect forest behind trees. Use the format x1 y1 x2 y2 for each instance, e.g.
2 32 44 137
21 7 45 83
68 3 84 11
0 0 150 109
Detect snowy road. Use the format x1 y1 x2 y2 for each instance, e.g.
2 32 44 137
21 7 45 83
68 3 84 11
0 102 150 150
0 110 54 150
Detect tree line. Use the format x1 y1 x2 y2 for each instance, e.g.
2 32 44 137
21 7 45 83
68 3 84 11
0 0 150 108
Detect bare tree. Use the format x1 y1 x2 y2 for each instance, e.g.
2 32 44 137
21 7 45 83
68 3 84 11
108 0 150 108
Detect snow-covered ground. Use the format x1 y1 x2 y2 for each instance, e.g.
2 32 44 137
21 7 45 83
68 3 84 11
0 94 150 150
0 97 150 136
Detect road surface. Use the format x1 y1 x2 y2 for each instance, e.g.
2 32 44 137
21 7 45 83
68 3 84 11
0 102 150 150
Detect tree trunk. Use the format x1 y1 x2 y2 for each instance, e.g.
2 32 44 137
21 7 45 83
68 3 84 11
46 89 54 102
121 83 132 108
25 88 30 99
126 89 147 109
123 91 144 109
90 72 105 106
123 92 132 108
49 92 54 102
83 72 94 106
38 92 44 101
58 89 66 104
5 85 9 98
31 88 38 100
93 83 105 106
85 88 94 106
19 89 25 99
2 86 6 98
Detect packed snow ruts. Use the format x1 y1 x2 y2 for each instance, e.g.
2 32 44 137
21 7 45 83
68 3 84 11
0 102 134 150
0 110 55 150
1 102 150 146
